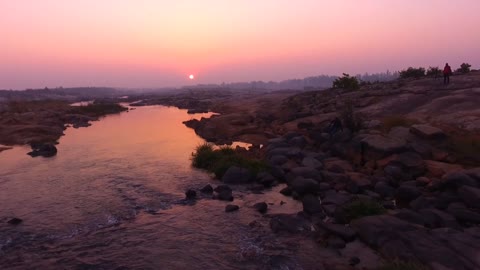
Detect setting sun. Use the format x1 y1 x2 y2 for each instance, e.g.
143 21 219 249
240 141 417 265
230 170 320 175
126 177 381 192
189 74 195 80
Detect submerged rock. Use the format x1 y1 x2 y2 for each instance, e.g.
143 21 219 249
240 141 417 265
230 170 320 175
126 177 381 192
185 189 197 200
7 218 23 225
253 202 268 214
200 184 214 194
225 204 239 212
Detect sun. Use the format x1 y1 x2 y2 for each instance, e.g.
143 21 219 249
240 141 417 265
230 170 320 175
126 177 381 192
189 74 194 80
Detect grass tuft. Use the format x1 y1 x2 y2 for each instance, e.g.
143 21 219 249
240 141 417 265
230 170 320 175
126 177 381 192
192 143 268 178
341 199 386 223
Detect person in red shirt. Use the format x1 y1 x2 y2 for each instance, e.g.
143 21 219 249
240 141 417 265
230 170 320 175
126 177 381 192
443 63 452 85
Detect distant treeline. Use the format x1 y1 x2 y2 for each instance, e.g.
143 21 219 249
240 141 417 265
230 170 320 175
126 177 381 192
184 71 399 91
0 87 121 101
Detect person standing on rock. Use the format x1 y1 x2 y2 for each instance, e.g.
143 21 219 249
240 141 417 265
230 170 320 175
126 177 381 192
443 63 452 85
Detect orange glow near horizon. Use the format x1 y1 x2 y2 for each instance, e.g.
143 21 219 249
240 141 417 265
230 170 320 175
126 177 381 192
1 0 479 89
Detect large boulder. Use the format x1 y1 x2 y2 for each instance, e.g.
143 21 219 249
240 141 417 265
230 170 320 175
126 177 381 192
388 152 426 178
289 167 322 181
395 185 422 207
289 177 320 195
302 194 322 215
410 124 446 140
361 134 408 159
221 166 254 184
457 186 480 209
443 172 478 189
425 160 463 178
317 222 357 241
27 143 57 157
269 214 311 234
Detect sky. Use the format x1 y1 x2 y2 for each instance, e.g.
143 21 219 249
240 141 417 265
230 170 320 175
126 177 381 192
1 0 480 89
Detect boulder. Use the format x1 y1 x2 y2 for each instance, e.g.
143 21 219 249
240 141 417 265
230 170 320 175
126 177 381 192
457 186 480 209
302 194 322 215
410 124 446 140
280 186 293 196
7 218 23 225
200 184 214 194
269 214 310 234
395 185 422 207
289 136 307 148
443 172 478 189
425 160 463 178
253 202 268 214
324 158 354 173
419 209 460 229
388 152 426 178
361 134 407 158
185 189 197 200
27 143 57 158
374 181 395 198
322 190 352 206
447 203 480 224
214 185 232 193
221 166 254 184
256 172 276 187
268 155 289 166
327 237 346 249
289 177 320 195
317 222 357 241
301 157 323 170
289 167 322 181
393 209 426 226
225 204 239 212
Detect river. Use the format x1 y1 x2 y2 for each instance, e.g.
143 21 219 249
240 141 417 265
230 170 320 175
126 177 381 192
0 105 336 270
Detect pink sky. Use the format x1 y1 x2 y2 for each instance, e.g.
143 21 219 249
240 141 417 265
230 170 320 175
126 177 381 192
1 0 479 89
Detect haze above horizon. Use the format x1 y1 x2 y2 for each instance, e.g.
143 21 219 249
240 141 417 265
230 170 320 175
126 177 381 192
1 0 479 90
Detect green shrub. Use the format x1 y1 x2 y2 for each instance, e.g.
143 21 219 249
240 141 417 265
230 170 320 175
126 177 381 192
381 115 420 132
333 73 360 90
70 103 127 117
377 259 429 270
399 67 426 79
192 143 268 178
426 66 441 77
456 63 471 74
341 200 386 223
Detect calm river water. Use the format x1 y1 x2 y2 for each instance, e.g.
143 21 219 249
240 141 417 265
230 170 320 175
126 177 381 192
0 106 331 270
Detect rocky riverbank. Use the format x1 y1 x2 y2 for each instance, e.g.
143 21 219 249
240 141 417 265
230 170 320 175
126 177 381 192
0 100 128 148
178 72 480 269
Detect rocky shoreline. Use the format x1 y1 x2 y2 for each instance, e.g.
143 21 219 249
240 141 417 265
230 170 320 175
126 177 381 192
176 73 480 269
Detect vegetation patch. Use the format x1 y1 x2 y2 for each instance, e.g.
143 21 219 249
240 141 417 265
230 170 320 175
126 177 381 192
332 73 360 90
381 115 420 132
377 259 429 270
70 103 128 117
340 199 386 223
399 67 426 79
192 143 268 178
339 98 364 133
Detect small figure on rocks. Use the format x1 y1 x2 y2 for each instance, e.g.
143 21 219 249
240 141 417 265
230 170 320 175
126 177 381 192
443 63 452 85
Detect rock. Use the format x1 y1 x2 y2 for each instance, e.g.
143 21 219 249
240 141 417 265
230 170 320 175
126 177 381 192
301 157 323 170
328 237 346 249
361 134 407 158
352 215 480 270
200 184 214 193
280 186 293 196
268 155 289 166
27 143 57 157
388 152 426 178
419 209 460 229
7 218 23 225
393 209 426 226
269 214 310 234
289 167 322 181
318 222 357 241
348 257 361 266
302 194 322 215
346 173 372 193
324 158 354 173
289 136 307 148
395 185 421 207
410 124 446 140
214 185 232 193
425 160 463 178
447 203 480 224
289 177 320 195
185 189 197 199
466 168 480 181
322 190 352 206
322 171 349 184
254 202 268 214
256 172 276 187
457 186 480 209
409 196 438 211
221 166 254 184
374 181 395 198
443 171 478 189
416 177 431 186
225 204 239 212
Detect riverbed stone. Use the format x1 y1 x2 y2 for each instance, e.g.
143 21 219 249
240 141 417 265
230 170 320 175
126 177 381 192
225 204 239 212
27 143 57 158
221 166 254 184
7 218 23 225
269 214 310 234
254 202 268 214
185 189 197 200
289 177 320 195
200 184 214 194
410 124 446 140
302 194 322 215
457 186 480 209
